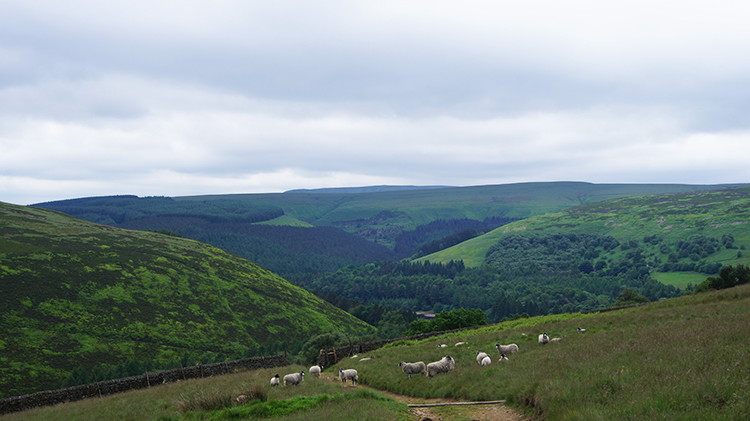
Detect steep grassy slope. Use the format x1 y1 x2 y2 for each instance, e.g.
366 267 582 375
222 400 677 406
0 202 372 398
8 285 750 420
422 187 750 273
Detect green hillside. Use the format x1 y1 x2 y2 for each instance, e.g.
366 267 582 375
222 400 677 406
7 284 750 420
421 187 750 275
0 202 372 398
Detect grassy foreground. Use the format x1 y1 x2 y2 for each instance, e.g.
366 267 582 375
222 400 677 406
5 284 750 420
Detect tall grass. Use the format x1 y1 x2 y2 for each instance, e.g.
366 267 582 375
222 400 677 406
331 284 750 420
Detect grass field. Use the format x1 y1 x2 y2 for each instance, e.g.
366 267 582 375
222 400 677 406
7 284 749 420
652 271 710 289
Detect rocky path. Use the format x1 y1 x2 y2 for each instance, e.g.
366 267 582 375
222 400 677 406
319 373 527 421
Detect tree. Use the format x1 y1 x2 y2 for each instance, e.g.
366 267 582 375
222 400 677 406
612 288 649 307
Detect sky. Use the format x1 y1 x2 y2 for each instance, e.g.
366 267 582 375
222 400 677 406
2 1 750 205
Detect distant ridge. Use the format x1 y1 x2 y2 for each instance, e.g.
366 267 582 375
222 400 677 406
285 185 455 194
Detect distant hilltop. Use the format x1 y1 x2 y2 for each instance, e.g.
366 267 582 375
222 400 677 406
285 185 455 194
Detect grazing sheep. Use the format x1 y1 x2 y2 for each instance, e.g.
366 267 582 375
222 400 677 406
480 356 492 366
438 344 448 348
455 341 467 346
498 353 509 362
577 327 587 333
476 351 489 365
359 356 375 362
539 333 550 345
309 365 322 377
283 371 305 386
495 343 519 355
427 356 455 378
270 374 280 387
338 368 358 386
399 361 426 379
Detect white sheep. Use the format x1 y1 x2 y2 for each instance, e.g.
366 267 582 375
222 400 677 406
359 356 376 362
438 344 448 348
339 368 359 386
270 374 280 386
550 337 563 343
427 356 455 377
577 327 587 333
399 361 426 379
498 353 509 362
538 333 550 345
283 371 305 386
476 351 489 365
309 365 322 377
455 341 467 346
495 343 519 355
480 355 492 366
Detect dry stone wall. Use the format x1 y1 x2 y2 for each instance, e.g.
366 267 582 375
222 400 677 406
0 353 287 415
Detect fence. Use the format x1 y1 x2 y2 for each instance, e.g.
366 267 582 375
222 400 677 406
0 353 288 415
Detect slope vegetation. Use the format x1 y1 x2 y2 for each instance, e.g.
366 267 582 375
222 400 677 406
422 186 750 273
0 202 372 398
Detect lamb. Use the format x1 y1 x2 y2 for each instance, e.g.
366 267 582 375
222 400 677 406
359 356 375 362
283 371 305 386
399 361 426 379
538 333 550 345
476 351 489 365
455 341 467 346
438 344 448 348
577 327 587 333
270 374 280 386
309 365 322 377
498 353 509 362
495 343 519 355
427 356 455 377
338 368 358 386
480 355 492 366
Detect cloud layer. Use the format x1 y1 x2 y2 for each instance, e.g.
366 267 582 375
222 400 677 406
2 1 749 205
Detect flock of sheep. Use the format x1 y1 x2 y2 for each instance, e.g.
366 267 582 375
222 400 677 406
270 327 586 388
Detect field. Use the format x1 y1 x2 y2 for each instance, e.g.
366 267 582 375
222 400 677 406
6 284 749 420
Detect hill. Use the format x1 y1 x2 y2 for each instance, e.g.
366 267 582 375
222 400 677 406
420 186 750 279
7 284 750 420
0 201 373 398
33 182 741 276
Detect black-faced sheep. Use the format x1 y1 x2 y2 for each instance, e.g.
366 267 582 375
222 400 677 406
283 371 305 386
399 361 426 379
495 343 519 355
427 356 455 377
339 368 358 386
270 374 280 386
476 351 489 365
480 355 492 366
538 333 550 345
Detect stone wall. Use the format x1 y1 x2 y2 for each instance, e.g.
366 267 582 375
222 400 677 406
0 353 288 415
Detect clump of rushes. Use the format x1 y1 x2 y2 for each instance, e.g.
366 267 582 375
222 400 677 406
176 389 234 414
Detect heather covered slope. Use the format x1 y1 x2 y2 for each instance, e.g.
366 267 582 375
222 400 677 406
0 202 372 398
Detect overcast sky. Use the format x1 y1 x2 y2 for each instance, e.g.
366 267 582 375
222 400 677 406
2 1 750 205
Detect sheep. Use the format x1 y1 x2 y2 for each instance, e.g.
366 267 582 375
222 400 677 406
455 341 467 346
270 374 280 387
427 356 455 377
309 365 322 377
550 337 563 343
476 351 489 365
498 353 509 362
339 368 358 386
577 327 587 333
359 356 376 362
438 344 448 348
480 355 492 366
283 371 305 386
538 333 550 345
399 361 426 379
495 343 519 355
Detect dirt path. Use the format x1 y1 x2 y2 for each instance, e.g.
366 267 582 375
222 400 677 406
319 373 527 421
